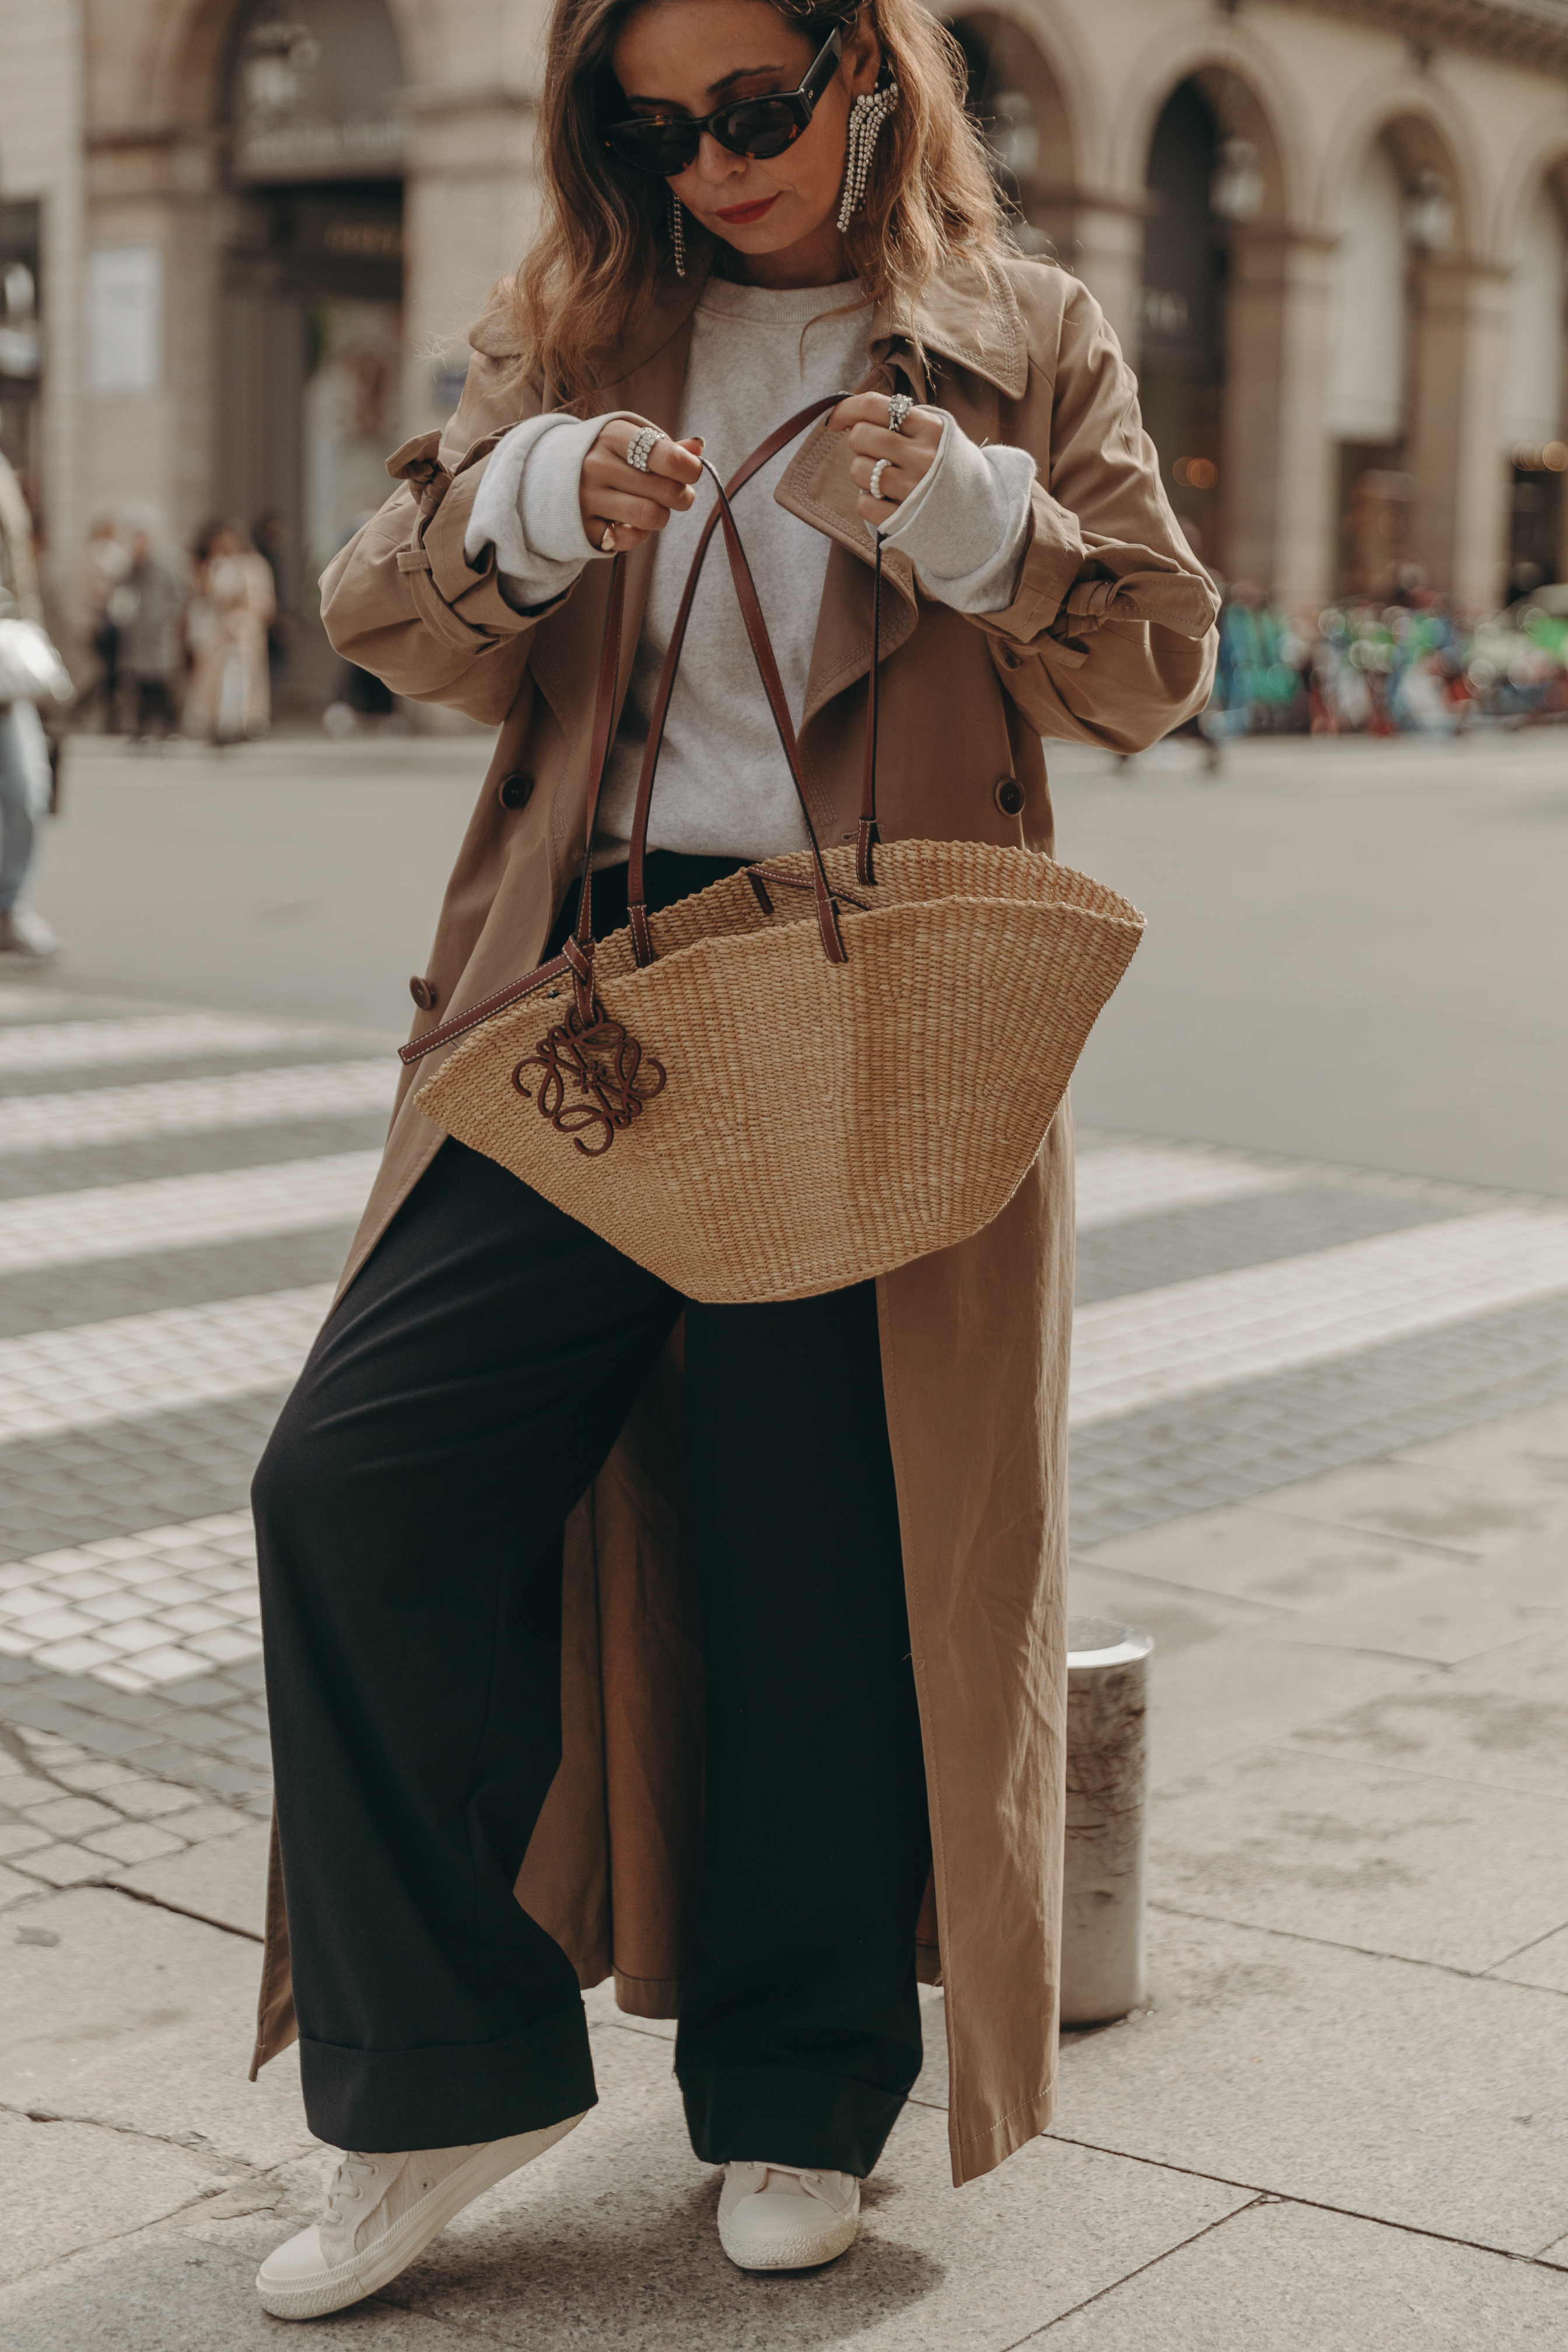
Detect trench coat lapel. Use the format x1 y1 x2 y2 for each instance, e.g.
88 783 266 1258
775 255 1026 737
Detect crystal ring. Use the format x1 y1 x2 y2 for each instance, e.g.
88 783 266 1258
625 425 667 473
886 393 914 433
868 457 892 501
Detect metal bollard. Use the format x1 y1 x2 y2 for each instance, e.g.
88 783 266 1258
1060 1616 1154 2026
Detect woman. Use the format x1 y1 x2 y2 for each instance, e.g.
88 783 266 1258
251 0 1216 2319
184 520 276 743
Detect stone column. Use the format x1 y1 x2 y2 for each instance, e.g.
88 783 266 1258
401 84 542 439
1408 251 1511 606
1264 226 1339 617
80 128 224 551
1068 192 1149 360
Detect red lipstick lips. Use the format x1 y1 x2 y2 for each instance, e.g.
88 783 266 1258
715 194 779 226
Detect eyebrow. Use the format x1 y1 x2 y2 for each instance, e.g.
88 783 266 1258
623 60 793 108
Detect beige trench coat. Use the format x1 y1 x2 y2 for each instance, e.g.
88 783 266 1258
250 251 1218 2187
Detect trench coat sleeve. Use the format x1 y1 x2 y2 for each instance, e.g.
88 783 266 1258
968 277 1220 756
318 319 578 727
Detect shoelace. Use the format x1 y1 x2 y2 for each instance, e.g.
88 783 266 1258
746 2161 834 2202
323 2150 386 2227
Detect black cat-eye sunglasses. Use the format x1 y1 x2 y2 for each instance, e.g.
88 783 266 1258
603 29 842 176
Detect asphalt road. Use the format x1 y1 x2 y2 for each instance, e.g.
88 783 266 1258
24 720 1568 1196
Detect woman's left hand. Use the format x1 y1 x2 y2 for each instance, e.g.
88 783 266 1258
827 394 944 525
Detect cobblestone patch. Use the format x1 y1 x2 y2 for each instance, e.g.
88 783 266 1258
0 1510 262 1688
0 1112 391 1202
1074 1181 1480 1305
0 1392 285 1560
0 1229 355 1340
0 1707 270 1868
1070 1288 1568 1547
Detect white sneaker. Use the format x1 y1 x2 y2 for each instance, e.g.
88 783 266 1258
256 2113 586 2320
0 908 59 958
717 2160 860 2270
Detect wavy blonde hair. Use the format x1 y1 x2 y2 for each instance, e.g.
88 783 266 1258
514 0 1005 400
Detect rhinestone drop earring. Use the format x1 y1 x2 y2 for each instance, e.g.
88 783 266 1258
836 75 899 233
669 190 687 278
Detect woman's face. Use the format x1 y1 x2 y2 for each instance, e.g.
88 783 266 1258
609 1 880 280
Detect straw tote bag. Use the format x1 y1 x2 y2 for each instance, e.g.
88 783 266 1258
406 395 1145 1304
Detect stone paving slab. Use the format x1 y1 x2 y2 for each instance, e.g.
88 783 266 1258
1267 1538 1568 1667
1080 1611 1432 1788
1283 1617 1568 1803
1041 2196 1568 2348
0 2233 470 2351
1149 1741 1568 1973
106 1821 272 1941
0 1885 306 2172
0 2106 228 2288
1049 1908 1568 2255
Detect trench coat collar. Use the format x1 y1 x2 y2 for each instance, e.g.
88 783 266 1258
581 240 1030 407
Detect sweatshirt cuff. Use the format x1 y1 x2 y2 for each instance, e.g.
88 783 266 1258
875 414 1037 615
463 412 608 608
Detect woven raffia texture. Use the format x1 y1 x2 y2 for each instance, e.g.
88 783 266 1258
416 841 1144 1303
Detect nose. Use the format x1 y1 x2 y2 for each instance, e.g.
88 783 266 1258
694 129 747 184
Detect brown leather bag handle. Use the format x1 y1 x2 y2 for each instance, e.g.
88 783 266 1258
625 393 863 968
400 392 892 1062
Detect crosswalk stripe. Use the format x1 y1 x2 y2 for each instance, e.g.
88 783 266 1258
0 1012 337 1077
1073 1141 1290 1230
0 1153 382 1275
0 1284 334 1444
1069 1208 1568 1426
0 1060 394 1155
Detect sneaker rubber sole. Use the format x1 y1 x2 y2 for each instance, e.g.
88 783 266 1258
256 2112 585 2320
717 2199 859 2272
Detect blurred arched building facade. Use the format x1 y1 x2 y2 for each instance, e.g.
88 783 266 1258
3 0 1566 668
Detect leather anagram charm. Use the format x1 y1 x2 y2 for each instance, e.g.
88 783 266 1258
512 998 666 1157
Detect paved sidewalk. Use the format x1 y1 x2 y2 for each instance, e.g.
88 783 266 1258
1 977 1566 2344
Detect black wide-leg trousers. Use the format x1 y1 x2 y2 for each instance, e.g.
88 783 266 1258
253 862 932 2174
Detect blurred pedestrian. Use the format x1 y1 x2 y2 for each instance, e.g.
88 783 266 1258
118 522 187 747
185 520 276 744
0 449 59 958
81 514 130 732
251 509 293 693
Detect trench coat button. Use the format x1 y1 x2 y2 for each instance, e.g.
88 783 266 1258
995 775 1026 816
408 975 438 1012
498 771 533 810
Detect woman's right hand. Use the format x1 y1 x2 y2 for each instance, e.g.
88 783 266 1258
580 422 704 554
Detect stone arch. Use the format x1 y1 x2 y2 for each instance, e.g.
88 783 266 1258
944 3 1092 262
1493 111 1568 260
1317 75 1484 258
1112 22 1308 229
130 0 429 131
1116 43 1301 590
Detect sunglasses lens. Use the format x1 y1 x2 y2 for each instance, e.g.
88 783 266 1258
607 120 698 173
718 100 801 159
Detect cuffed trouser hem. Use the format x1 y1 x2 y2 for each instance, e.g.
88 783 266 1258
300 2001 597 2154
679 2060 908 2179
